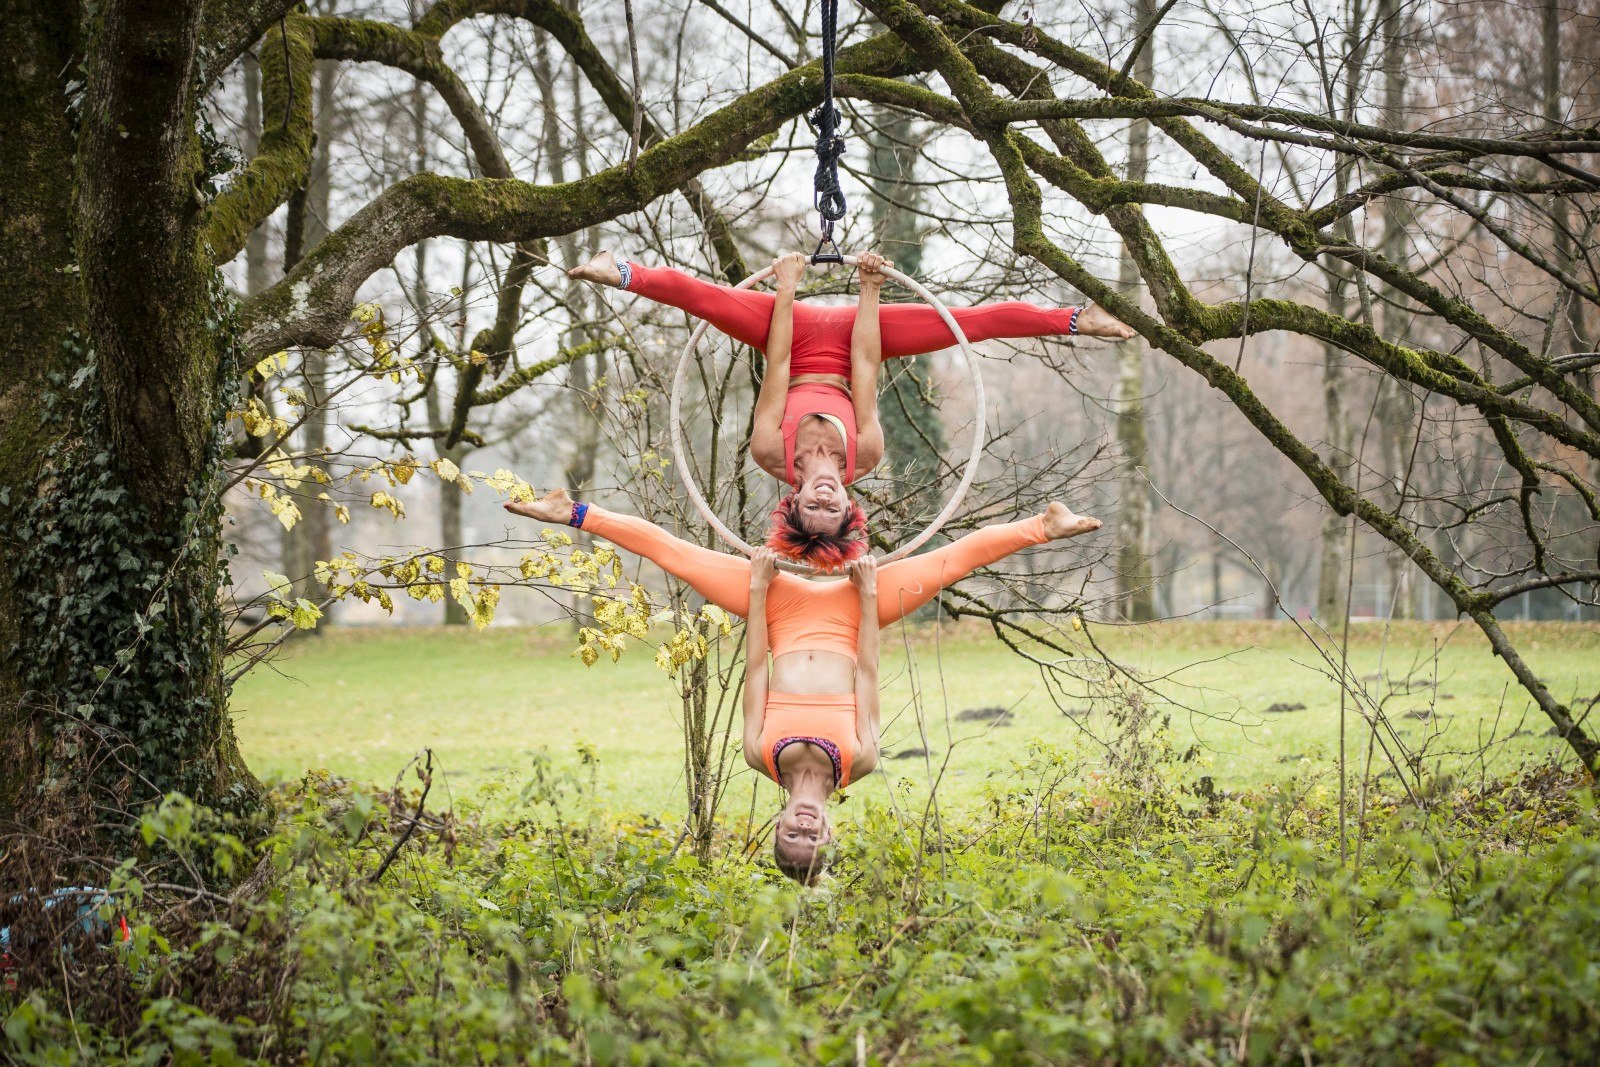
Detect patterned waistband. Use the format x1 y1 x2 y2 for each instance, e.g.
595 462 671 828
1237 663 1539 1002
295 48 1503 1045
771 736 843 789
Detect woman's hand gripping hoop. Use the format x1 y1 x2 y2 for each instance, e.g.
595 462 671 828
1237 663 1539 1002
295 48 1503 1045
669 255 987 575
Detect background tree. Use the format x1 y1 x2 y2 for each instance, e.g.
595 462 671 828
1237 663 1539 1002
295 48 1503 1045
1112 0 1158 620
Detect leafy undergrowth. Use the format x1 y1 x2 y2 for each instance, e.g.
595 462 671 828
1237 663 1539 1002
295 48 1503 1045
3 748 1597 1066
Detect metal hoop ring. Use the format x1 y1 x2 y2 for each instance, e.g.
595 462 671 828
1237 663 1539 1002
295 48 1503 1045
668 255 986 574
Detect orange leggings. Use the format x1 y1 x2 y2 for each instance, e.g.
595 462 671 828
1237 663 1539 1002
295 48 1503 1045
578 507 1050 658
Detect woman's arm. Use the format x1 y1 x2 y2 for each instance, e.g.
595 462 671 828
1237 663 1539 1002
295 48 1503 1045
742 548 777 771
750 252 807 477
847 555 882 777
850 253 887 479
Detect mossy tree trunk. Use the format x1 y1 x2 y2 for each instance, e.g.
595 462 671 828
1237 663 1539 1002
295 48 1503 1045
0 1 270 836
1374 0 1417 621
1112 0 1157 622
868 103 948 529
280 57 339 621
1314 10 1369 624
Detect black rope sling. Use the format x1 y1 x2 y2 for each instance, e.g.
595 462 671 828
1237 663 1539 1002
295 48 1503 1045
808 0 847 263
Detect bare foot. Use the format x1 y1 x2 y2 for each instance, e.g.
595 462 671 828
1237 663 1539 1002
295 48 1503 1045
1043 502 1102 540
1074 304 1137 340
504 487 573 524
568 251 622 287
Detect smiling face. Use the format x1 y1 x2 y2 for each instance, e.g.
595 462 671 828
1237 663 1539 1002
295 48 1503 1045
773 797 833 883
793 469 849 535
765 488 867 570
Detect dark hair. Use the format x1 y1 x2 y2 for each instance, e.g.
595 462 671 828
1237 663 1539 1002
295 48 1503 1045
765 493 867 570
773 835 829 886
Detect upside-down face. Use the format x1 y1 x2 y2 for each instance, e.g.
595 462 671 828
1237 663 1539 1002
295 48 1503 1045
773 797 833 884
766 478 867 570
794 470 847 533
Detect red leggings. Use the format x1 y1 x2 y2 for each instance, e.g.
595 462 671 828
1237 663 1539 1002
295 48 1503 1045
579 507 1050 660
626 263 1079 378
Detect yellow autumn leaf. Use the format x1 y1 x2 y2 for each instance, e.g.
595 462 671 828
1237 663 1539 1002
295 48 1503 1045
291 598 323 630
483 469 519 495
471 584 499 630
240 399 271 437
270 493 302 531
433 458 460 483
253 351 289 379
370 491 405 520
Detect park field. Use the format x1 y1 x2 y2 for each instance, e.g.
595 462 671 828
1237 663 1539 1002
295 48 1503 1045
231 618 1598 818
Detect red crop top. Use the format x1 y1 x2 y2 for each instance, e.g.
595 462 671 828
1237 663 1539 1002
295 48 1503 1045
781 383 857 486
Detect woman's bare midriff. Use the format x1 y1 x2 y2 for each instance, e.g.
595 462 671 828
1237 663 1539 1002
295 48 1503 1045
770 649 856 694
790 373 849 391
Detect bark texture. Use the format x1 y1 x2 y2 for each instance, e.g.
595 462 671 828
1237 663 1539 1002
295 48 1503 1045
1 1 263 835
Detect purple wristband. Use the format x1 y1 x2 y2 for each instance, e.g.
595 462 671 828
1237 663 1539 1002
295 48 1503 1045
569 502 589 528
1067 307 1083 336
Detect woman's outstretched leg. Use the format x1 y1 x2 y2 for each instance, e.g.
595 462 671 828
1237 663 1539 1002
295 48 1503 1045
505 489 753 617
572 253 777 351
876 301 1135 358
874 504 1101 625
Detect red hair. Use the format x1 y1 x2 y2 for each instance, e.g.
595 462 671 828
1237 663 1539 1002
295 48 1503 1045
765 493 867 570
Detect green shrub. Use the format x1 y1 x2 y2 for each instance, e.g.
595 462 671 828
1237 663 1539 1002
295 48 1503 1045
3 752 1596 1065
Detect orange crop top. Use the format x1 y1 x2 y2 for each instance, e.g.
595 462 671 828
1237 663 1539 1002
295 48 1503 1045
781 383 857 486
760 692 857 789
764 574 862 662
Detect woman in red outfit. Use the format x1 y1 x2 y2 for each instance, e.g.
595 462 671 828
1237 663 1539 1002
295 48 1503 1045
569 251 1133 568
505 488 1102 883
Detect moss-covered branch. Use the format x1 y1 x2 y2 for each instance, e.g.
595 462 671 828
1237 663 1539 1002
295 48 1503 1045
306 16 512 179
239 28 918 356
869 0 1599 775
420 0 753 280
1211 299 1600 461
197 0 303 87
921 0 1600 428
349 423 487 448
203 17 315 262
952 31 1213 333
469 335 618 407
1309 171 1597 229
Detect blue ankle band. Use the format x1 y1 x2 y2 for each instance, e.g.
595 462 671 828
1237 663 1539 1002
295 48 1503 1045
617 262 634 291
569 502 589 528
1068 307 1083 336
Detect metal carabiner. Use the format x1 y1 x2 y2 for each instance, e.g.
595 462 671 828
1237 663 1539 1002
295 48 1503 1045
809 229 844 266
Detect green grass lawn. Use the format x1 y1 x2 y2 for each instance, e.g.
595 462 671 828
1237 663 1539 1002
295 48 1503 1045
232 619 1597 819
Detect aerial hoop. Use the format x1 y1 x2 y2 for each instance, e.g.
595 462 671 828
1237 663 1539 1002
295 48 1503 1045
668 255 988 574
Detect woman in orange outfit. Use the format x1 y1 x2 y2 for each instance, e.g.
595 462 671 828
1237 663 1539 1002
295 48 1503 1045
505 489 1102 883
569 250 1133 569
